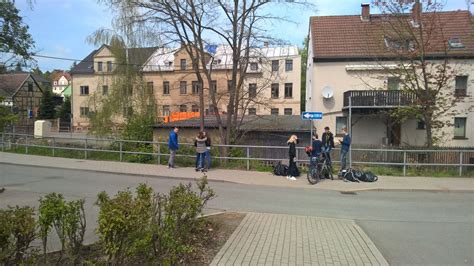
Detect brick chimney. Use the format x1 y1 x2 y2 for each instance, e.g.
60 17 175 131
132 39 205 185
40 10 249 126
361 3 370 22
412 1 421 25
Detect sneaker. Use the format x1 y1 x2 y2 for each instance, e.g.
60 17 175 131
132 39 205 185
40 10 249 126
286 175 290 179
289 176 297 181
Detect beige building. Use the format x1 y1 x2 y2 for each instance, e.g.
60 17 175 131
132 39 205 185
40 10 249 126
306 4 474 147
71 44 301 131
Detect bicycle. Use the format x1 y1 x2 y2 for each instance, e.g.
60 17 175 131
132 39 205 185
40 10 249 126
307 152 333 185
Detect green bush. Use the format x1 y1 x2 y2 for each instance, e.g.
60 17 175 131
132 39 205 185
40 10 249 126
38 193 86 263
0 206 37 265
95 178 215 264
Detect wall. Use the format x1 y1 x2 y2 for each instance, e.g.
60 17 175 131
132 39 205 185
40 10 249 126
307 58 474 147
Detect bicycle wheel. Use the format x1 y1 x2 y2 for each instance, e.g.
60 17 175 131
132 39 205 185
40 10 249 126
307 168 320 184
323 164 334 180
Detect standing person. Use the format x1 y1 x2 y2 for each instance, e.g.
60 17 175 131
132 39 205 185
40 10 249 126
168 127 179 169
321 126 335 164
339 127 351 171
194 131 208 171
287 135 300 180
203 131 212 170
311 133 323 158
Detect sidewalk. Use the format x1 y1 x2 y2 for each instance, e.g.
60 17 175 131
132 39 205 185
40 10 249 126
211 212 388 266
1 153 473 192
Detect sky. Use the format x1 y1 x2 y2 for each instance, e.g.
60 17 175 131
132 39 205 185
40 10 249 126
15 0 470 71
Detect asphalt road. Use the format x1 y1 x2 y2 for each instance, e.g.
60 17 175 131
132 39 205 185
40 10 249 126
1 164 473 265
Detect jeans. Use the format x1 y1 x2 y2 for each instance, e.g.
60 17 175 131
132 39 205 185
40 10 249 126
205 149 211 169
322 146 332 164
169 149 176 167
340 149 348 170
195 152 206 169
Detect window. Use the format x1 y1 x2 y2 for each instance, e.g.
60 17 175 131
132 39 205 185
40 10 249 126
454 117 466 139
192 104 199 112
107 61 113 72
211 80 217 93
284 108 292 115
180 81 187 94
336 117 347 136
271 83 279 98
248 108 256 115
448 38 464 49
271 108 279 115
249 83 257 98
272 60 279 72
250 63 258 71
192 81 201 94
80 86 89 95
416 120 426 130
179 105 187 112
227 80 233 91
146 82 154 94
123 106 133 117
284 83 293 98
102 85 108 96
97 61 103 72
163 81 170 95
387 77 400 90
80 107 90 117
209 104 218 114
180 59 187 70
384 37 415 51
455 76 468 96
162 105 170 116
27 83 33 92
285 59 293 72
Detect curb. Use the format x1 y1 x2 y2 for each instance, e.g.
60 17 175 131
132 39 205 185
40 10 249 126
340 188 474 193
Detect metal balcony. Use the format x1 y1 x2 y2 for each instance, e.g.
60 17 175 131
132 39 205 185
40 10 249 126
343 90 417 109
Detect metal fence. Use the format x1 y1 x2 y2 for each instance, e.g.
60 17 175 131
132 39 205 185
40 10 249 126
1 132 473 176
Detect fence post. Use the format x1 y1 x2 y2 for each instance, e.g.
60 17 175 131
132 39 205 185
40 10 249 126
119 141 123 162
157 143 161 165
1 133 4 152
246 147 250 171
459 151 463 177
84 139 88 159
25 135 28 154
52 137 56 157
403 151 407 176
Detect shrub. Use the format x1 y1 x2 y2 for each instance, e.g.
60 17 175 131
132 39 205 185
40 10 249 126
96 177 215 264
0 206 37 265
38 193 86 263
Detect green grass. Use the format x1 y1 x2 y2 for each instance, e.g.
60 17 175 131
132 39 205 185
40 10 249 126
3 145 473 177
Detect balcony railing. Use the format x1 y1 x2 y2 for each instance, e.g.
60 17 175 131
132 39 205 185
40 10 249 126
343 90 417 108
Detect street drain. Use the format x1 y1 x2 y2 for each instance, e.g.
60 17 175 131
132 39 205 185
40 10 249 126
340 191 357 195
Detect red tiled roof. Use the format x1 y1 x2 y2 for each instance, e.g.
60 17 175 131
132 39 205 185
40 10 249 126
310 10 474 60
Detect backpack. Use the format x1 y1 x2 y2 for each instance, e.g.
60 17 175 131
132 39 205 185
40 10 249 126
273 162 288 176
361 171 378 182
343 168 360 182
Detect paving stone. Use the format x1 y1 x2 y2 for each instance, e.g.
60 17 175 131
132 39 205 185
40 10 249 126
211 213 388 266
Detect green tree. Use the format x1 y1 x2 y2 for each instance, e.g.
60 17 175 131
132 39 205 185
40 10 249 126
57 96 71 120
0 96 17 131
300 36 309 113
39 89 56 119
0 1 35 69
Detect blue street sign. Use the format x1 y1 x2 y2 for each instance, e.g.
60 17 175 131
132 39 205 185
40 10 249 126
301 112 323 120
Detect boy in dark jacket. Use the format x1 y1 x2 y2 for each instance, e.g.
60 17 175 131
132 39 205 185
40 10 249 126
321 126 334 164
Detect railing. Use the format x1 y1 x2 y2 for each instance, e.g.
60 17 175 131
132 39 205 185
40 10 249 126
0 132 473 177
343 90 417 108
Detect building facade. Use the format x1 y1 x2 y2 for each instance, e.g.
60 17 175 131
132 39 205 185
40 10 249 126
306 4 474 147
71 44 301 132
51 71 71 97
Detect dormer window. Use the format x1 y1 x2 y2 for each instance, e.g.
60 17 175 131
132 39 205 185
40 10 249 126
384 36 415 51
448 38 464 49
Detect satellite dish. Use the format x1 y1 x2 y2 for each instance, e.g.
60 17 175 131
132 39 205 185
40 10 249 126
322 86 334 99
